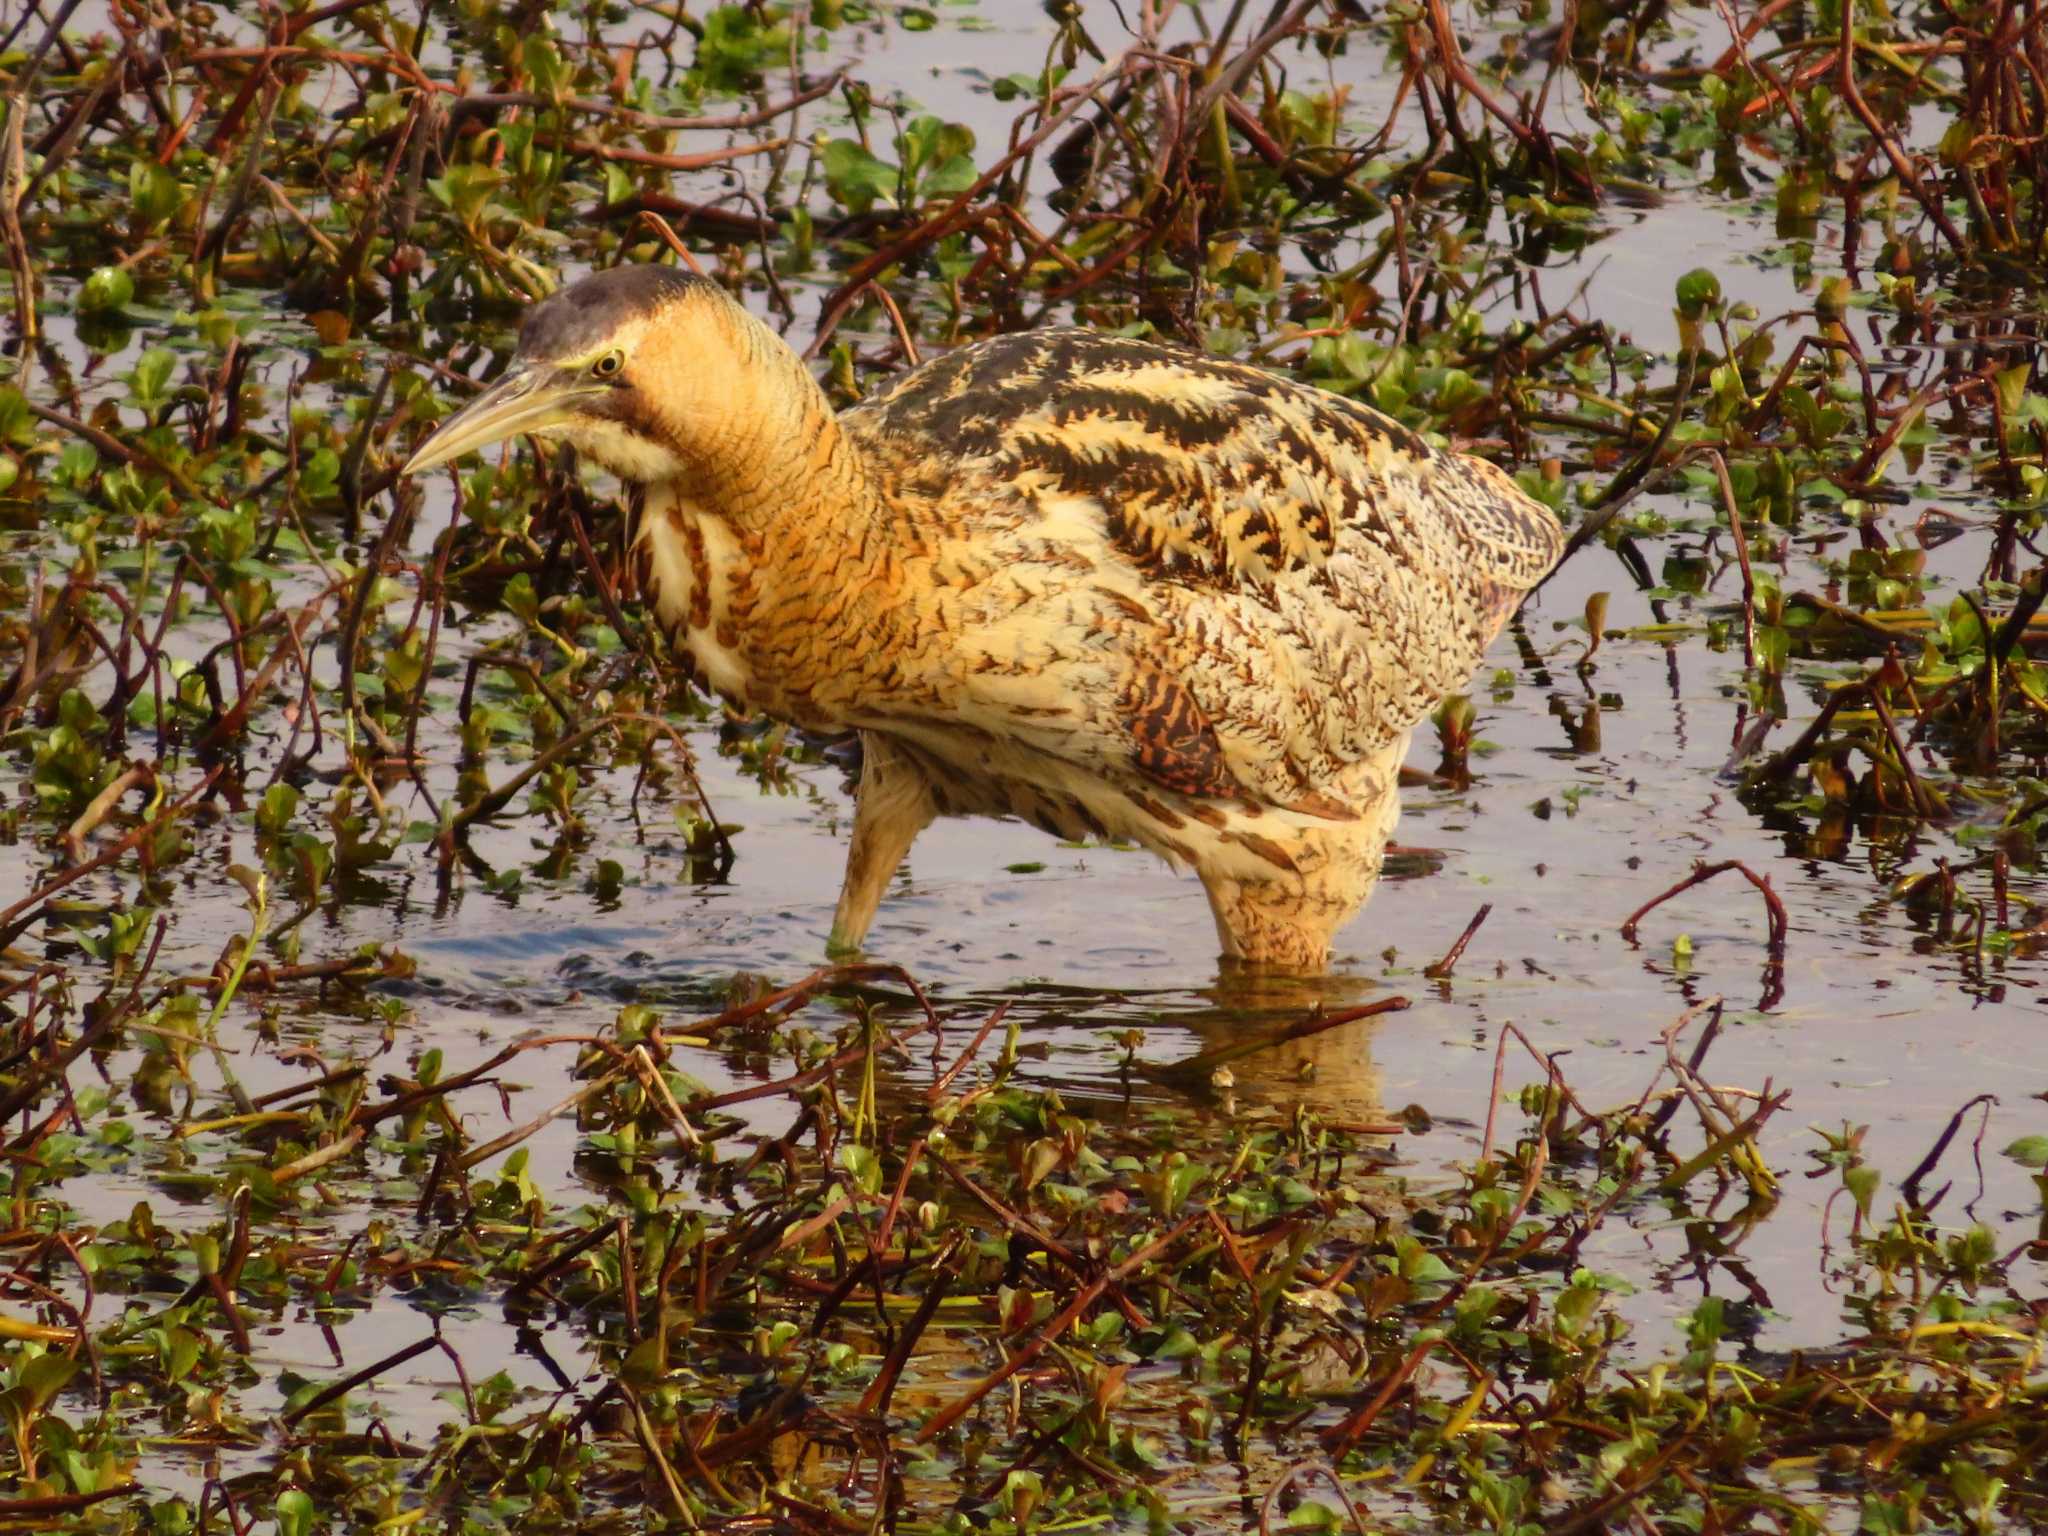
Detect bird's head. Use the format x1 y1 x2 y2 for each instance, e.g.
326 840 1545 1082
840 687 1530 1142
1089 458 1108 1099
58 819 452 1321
402 265 748 487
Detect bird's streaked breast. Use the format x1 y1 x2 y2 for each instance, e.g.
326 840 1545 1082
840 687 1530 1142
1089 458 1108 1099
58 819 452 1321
632 486 756 706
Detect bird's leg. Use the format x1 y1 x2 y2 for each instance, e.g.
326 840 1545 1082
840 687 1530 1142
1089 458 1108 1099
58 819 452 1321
827 732 937 955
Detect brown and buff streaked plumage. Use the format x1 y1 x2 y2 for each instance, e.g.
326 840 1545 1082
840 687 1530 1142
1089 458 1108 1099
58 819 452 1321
403 267 1565 971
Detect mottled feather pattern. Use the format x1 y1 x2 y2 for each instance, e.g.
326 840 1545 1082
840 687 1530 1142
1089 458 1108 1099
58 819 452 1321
842 329 1564 811
1119 665 1244 803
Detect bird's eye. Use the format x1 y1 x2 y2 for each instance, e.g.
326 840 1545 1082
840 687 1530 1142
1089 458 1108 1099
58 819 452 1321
591 352 623 379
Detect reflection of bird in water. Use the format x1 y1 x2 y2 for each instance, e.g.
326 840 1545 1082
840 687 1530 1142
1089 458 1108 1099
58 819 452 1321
1133 969 1392 1123
403 267 1564 971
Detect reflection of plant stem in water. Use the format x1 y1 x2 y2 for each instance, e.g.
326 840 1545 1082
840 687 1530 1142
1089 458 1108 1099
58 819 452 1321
201 868 268 1116
854 1001 879 1145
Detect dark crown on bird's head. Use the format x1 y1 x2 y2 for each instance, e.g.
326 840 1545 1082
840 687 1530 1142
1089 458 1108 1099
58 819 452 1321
517 265 722 361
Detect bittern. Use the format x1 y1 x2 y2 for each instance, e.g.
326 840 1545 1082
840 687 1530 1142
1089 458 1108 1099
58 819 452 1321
403 266 1564 970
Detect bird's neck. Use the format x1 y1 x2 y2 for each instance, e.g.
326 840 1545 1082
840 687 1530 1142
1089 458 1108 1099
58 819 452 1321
664 313 875 537
628 309 896 729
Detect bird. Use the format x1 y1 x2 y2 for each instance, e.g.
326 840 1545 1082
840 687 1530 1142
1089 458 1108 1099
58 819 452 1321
402 265 1564 971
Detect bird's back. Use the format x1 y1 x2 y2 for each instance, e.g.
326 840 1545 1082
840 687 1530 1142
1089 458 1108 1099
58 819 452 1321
848 327 1559 592
838 328 1562 812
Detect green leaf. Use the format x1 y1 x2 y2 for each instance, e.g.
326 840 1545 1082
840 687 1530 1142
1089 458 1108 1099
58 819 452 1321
79 266 135 316
521 36 566 96
128 160 183 227
922 153 978 199
1674 267 1722 316
126 348 176 412
821 139 899 214
166 1327 202 1383
838 1143 882 1196
695 4 790 90
21 1351 80 1406
256 783 301 837
2000 1134 2048 1166
274 1489 314 1536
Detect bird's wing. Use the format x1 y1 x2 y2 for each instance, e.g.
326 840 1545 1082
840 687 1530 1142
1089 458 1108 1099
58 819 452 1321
844 329 1565 811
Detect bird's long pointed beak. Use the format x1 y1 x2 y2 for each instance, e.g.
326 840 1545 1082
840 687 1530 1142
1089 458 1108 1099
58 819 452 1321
401 366 593 476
